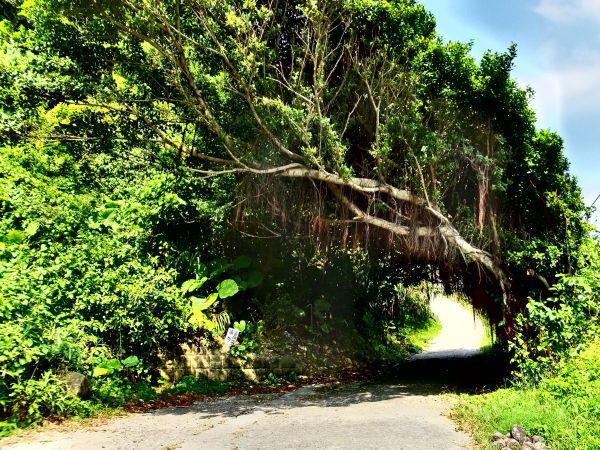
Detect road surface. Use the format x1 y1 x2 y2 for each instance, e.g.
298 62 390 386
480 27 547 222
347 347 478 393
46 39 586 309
2 296 499 450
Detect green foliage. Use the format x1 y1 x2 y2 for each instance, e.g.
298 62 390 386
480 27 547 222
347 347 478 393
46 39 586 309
4 372 87 430
405 317 442 353
456 340 600 450
510 238 600 379
165 376 231 396
181 256 263 334
0 138 234 427
0 0 596 432
229 321 263 359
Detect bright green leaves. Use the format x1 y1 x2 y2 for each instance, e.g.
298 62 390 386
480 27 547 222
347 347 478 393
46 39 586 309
233 319 246 333
189 293 219 330
92 355 140 377
180 256 263 332
217 279 239 298
181 277 208 294
1 230 25 245
191 293 219 311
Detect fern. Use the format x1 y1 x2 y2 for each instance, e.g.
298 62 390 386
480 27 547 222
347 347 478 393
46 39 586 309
212 311 231 335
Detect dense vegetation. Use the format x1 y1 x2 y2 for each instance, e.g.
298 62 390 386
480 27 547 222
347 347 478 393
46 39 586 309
457 339 600 450
0 0 598 439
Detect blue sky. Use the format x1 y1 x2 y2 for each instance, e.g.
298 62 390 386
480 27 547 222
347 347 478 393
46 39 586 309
420 0 600 219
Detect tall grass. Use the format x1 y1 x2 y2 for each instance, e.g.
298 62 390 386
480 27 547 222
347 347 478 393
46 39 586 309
454 340 600 450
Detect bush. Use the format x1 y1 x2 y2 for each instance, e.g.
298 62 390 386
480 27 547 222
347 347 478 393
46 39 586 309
456 340 600 450
0 143 231 428
510 238 600 379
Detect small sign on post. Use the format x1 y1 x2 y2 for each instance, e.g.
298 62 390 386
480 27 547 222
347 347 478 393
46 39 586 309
223 327 240 350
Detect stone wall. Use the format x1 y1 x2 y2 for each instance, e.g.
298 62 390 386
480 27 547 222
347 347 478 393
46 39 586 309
159 343 301 383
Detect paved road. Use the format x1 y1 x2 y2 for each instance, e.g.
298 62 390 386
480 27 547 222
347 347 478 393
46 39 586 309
411 295 486 360
2 297 503 450
1 381 469 450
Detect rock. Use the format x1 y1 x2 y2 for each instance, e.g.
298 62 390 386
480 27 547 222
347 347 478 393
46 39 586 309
493 437 522 449
510 424 528 443
64 371 92 399
506 438 521 448
493 432 506 440
493 439 508 449
494 424 547 450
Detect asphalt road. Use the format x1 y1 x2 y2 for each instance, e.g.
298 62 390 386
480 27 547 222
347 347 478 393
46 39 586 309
2 297 507 450
1 381 470 450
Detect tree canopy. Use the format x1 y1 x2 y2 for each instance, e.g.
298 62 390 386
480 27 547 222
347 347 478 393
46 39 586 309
3 0 585 317
1 0 597 430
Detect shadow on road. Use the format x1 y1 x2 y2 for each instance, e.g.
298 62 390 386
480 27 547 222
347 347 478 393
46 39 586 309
381 349 512 394
146 350 511 422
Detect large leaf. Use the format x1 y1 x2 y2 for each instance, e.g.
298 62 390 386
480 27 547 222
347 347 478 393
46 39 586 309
181 277 208 294
104 359 123 371
122 355 140 368
191 292 219 311
92 367 110 377
218 279 239 298
232 255 252 270
243 270 264 288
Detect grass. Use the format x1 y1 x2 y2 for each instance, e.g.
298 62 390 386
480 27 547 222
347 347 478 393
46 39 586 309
454 340 600 450
406 316 442 353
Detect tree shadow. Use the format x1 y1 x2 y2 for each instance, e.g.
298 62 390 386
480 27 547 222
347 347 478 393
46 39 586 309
383 350 512 393
148 351 510 421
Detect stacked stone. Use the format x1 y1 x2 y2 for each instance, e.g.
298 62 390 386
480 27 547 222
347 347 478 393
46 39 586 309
492 424 548 450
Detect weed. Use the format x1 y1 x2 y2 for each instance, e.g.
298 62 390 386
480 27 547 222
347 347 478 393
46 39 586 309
455 340 600 450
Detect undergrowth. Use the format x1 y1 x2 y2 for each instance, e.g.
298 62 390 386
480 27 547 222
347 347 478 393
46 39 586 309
455 339 600 450
405 317 442 353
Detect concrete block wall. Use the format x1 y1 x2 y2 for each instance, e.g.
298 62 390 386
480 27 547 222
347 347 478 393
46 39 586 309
159 343 301 383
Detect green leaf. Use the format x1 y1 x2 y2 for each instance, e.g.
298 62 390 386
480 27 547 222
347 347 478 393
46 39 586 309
181 279 198 293
104 359 123 371
232 255 252 270
93 367 110 377
218 279 239 298
191 296 209 311
191 293 218 312
24 222 39 237
4 230 25 244
234 320 246 333
181 277 208 294
122 355 140 368
206 292 219 307
243 270 264 288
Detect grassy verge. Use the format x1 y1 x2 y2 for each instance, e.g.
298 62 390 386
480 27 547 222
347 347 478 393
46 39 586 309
405 316 442 353
454 340 600 450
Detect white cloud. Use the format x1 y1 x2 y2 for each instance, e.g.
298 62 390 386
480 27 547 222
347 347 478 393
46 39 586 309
517 44 600 129
534 0 600 23
522 62 600 127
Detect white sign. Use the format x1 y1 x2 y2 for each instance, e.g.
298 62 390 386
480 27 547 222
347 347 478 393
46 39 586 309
223 327 240 349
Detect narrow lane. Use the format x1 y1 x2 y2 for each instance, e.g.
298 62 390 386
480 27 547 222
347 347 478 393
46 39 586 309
2 297 505 450
1 382 470 450
411 295 486 360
